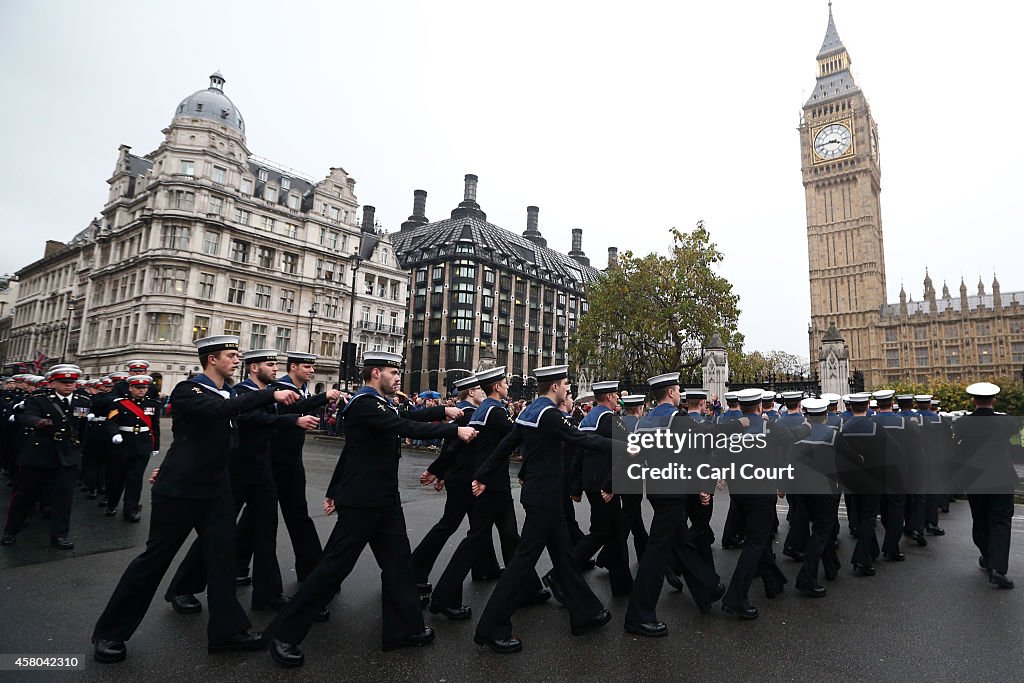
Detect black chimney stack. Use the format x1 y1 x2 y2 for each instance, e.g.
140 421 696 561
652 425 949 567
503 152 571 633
523 205 547 248
568 228 589 267
607 247 619 269
361 205 376 233
401 189 430 230
451 173 486 220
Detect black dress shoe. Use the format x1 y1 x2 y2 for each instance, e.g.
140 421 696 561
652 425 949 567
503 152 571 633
93 638 127 663
664 569 684 592
796 581 827 598
252 594 290 611
208 629 265 653
721 538 744 549
235 574 252 586
124 510 141 523
764 582 784 599
1 534 15 546
852 563 876 577
267 638 304 667
415 582 433 597
926 525 945 536
169 594 202 614
98 497 108 507
428 604 472 620
979 556 990 571
884 552 906 562
783 546 805 562
104 508 117 517
824 569 838 582
382 627 435 652
699 582 727 614
624 620 668 637
989 570 1015 589
721 603 759 620
909 531 928 547
86 491 98 500
473 633 522 654
517 588 552 607
314 608 330 623
52 537 74 550
570 609 612 636
542 570 567 605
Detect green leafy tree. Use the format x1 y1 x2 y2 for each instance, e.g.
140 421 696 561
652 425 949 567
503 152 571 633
569 222 741 385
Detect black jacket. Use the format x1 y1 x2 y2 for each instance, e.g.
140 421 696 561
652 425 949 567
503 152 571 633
569 409 630 496
426 403 477 486
951 408 1021 495
152 378 277 499
17 390 91 468
104 396 162 456
231 381 304 485
463 401 517 492
269 378 328 465
326 393 456 508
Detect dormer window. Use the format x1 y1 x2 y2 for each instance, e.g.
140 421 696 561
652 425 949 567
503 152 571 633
258 168 269 182
195 103 203 112
281 177 291 190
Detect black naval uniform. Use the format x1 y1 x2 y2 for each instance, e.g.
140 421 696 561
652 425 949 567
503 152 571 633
167 378 301 609
103 395 162 519
429 397 545 612
1 387 28 476
870 411 918 559
82 390 116 498
92 376 278 646
840 414 897 574
2 389 90 544
412 400 500 586
474 398 612 645
952 408 1021 579
265 387 459 651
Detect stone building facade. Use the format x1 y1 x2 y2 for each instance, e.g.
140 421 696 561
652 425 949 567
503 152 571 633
390 175 607 395
801 9 1024 387
6 73 408 390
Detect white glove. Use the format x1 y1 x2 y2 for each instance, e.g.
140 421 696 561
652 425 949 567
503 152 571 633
112 434 123 444
150 450 159 458
87 413 95 421
7 415 12 423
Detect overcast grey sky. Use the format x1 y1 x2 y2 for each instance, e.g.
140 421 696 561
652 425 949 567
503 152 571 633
1 0 1020 359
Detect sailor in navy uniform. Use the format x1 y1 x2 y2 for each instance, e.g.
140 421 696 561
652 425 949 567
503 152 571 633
896 393 929 546
717 392 742 424
953 382 1020 589
618 393 649 560
472 365 613 654
103 374 161 522
719 392 748 550
680 388 719 570
264 351 476 667
869 389 918 560
92 336 298 664
83 377 116 503
429 367 549 619
569 380 634 595
413 374 500 596
822 393 844 428
112 360 161 401
913 394 947 536
1 366 90 549
777 391 810 563
760 391 779 422
624 374 746 636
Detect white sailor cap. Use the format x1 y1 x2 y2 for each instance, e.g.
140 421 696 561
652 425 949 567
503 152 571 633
895 394 915 402
647 372 680 390
243 348 280 363
872 389 896 401
127 374 153 386
914 394 933 403
592 380 620 394
46 365 82 382
802 397 829 415
723 392 738 402
846 392 872 405
287 351 318 365
475 367 507 384
362 351 402 368
780 391 803 401
684 388 710 401
126 359 151 370
621 394 646 406
533 364 569 382
454 374 481 390
194 335 240 355
760 391 777 402
736 388 763 404
966 382 1000 398
930 399 941 406
822 393 841 404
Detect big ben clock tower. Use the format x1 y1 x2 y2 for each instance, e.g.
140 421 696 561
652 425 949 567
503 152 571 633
801 3 886 385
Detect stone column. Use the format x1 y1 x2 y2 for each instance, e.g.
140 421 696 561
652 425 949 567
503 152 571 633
702 333 728 400
818 321 850 398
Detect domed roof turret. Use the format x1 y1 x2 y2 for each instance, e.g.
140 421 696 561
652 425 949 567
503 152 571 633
174 72 245 134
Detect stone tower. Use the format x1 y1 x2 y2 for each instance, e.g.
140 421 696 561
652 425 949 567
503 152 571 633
801 5 886 385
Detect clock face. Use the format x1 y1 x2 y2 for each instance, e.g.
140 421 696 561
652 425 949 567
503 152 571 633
813 123 853 160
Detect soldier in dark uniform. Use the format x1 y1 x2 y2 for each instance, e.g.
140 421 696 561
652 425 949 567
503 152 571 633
413 374 500 597
91 335 298 664
680 388 719 571
83 377 116 503
953 382 1020 589
914 394 947 536
870 389 917 560
471 365 612 654
1 374 30 480
720 388 809 620
719 392 747 550
264 351 476 667
103 374 161 522
760 391 779 421
617 394 649 560
569 380 633 595
777 391 810 562
429 367 549 620
624 373 744 636
822 393 844 428
247 351 338 583
112 360 161 401
166 349 318 613
1 366 90 549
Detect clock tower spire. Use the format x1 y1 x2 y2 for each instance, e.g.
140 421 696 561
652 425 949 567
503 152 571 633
801 4 887 386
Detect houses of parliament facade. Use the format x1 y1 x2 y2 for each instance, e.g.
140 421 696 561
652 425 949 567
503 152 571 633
802 7 1024 388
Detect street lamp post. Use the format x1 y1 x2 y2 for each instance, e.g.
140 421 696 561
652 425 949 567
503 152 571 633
345 254 364 392
62 298 77 363
307 304 317 353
